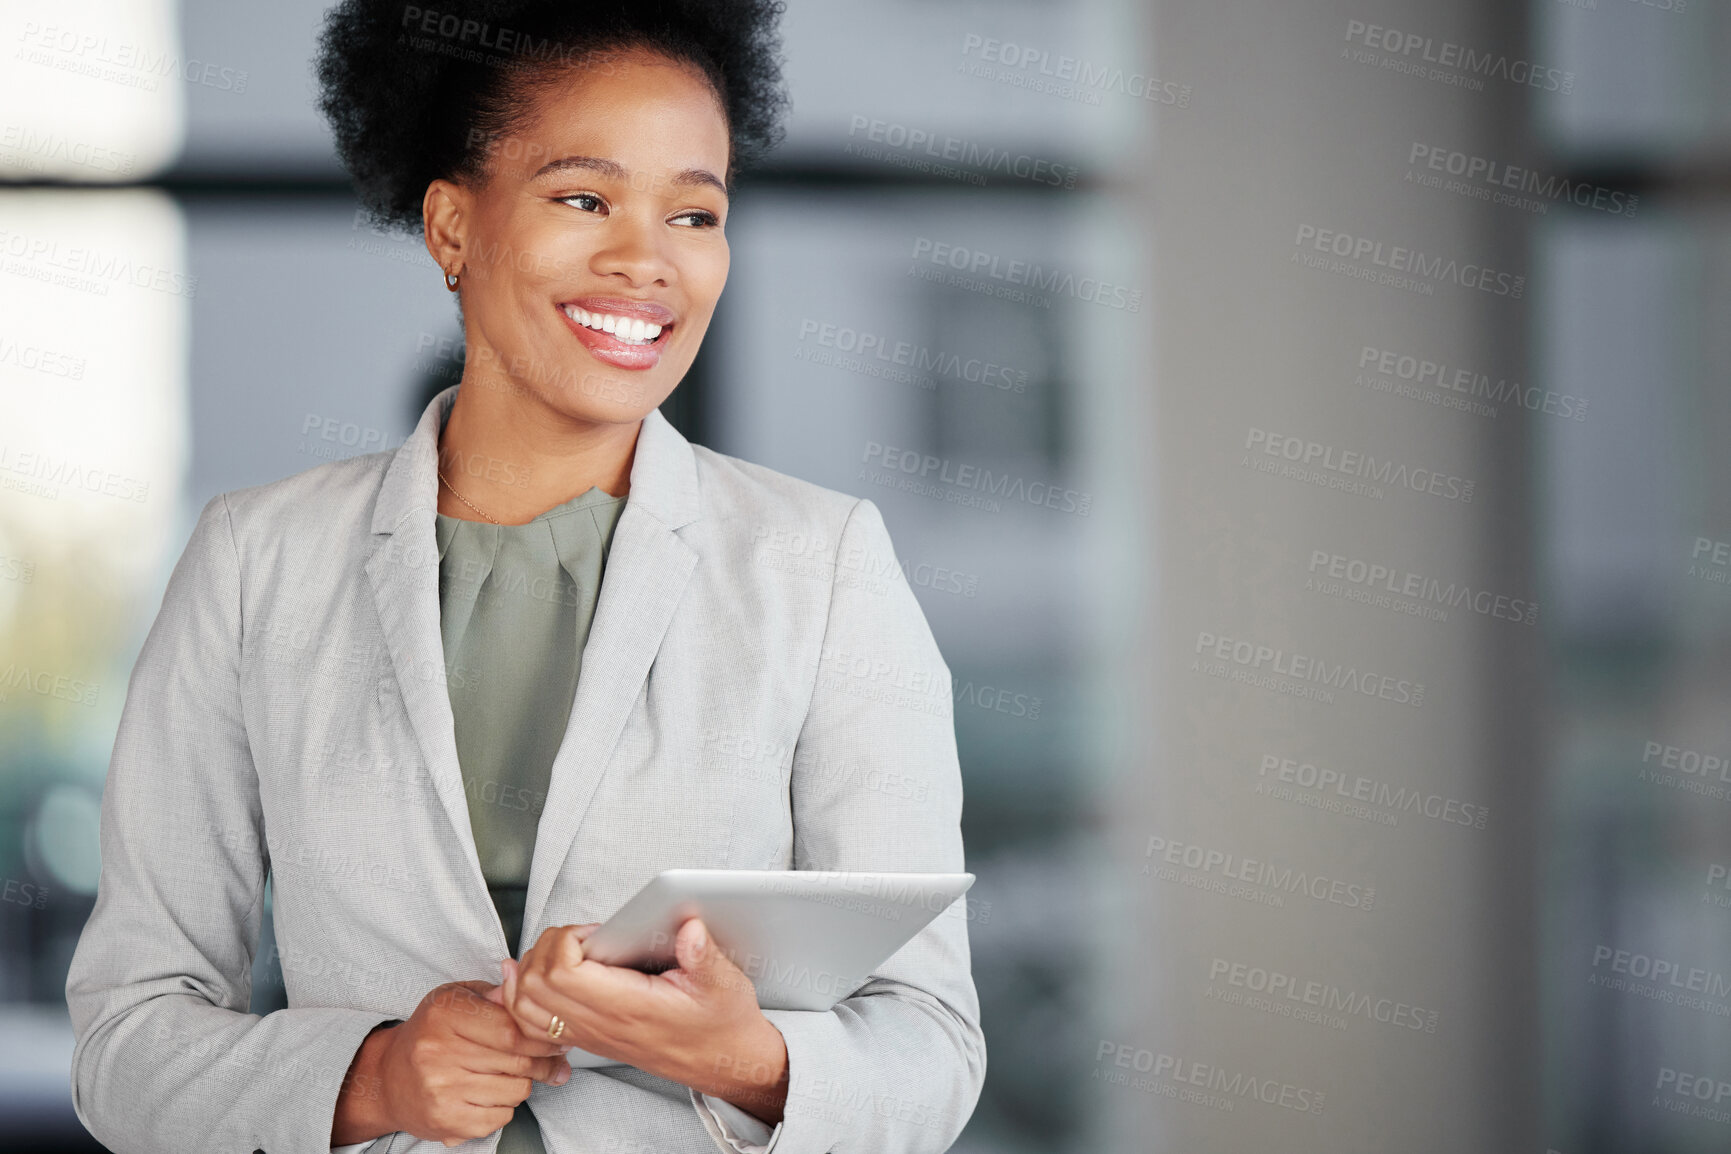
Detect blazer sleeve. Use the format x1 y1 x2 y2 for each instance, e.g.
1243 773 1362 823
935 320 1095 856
64 494 399 1154
748 496 987 1154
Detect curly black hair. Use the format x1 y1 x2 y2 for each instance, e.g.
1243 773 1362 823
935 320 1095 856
315 0 790 233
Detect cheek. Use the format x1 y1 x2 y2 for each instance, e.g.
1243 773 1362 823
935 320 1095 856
494 223 587 295
680 252 730 329
702 245 730 297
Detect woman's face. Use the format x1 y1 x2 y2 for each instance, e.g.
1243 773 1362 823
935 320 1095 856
426 47 732 425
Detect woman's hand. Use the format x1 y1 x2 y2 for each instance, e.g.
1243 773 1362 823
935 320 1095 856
333 979 574 1147
486 919 791 1124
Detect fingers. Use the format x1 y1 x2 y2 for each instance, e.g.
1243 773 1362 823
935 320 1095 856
487 1009 573 1057
450 1038 567 1078
456 1071 539 1108
527 1055 573 1085
443 987 563 1056
429 982 494 1016
528 924 589 969
501 985 563 1047
674 917 709 971
462 1050 571 1085
491 967 574 1057
496 959 561 1049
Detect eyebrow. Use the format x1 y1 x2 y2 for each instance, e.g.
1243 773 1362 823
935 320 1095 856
530 154 728 196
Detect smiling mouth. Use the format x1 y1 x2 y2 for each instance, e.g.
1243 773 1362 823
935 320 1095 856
561 304 672 346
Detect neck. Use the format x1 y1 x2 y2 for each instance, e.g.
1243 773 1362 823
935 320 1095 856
435 381 640 525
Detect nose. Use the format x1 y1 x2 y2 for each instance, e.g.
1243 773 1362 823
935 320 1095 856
589 209 675 288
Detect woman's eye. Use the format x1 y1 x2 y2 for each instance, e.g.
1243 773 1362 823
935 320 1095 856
672 210 721 229
560 193 605 213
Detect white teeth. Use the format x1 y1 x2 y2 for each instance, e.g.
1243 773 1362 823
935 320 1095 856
564 305 663 345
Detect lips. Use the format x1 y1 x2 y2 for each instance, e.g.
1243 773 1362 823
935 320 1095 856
562 296 676 326
556 299 674 372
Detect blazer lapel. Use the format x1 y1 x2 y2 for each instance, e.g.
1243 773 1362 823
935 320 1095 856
522 406 702 942
363 387 500 944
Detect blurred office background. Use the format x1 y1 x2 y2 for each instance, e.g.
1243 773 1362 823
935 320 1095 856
1 1 1728 1152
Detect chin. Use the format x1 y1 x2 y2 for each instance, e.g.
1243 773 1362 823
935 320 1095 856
543 379 670 426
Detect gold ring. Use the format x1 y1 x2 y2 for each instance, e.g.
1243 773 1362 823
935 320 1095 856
547 1014 566 1041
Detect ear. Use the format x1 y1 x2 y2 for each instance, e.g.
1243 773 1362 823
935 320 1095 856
423 177 472 279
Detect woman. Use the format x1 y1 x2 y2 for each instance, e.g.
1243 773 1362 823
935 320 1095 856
62 2 984 1152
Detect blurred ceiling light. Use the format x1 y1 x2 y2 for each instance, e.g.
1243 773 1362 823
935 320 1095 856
0 187 189 766
0 0 185 182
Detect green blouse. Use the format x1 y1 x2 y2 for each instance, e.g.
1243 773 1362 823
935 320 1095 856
434 484 626 1154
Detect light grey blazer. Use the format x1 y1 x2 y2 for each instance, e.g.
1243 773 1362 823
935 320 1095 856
64 385 985 1154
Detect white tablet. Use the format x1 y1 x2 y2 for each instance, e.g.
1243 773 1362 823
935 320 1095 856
559 868 974 1067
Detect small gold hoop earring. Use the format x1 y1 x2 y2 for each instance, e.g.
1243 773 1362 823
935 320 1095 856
444 268 461 292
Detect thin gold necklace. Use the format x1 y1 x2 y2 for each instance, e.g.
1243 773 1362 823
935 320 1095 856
437 469 501 524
